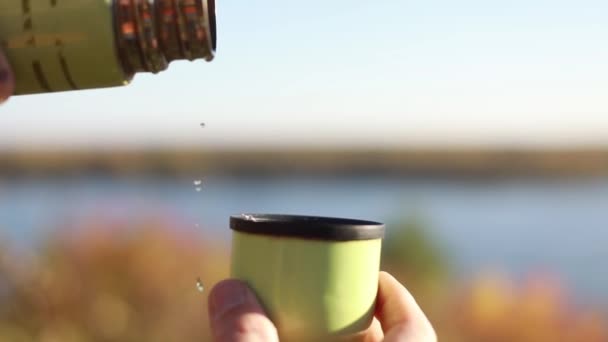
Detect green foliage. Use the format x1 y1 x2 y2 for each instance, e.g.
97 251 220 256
382 213 448 286
0 216 607 341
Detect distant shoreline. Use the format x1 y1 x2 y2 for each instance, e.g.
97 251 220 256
1 148 608 178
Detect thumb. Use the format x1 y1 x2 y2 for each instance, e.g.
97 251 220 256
0 51 14 102
208 279 279 342
376 272 436 342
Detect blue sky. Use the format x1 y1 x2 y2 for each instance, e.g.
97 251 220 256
1 0 608 149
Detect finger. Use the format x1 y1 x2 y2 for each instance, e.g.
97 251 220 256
0 51 15 102
364 318 384 342
375 272 436 342
208 279 279 342
362 318 384 342
336 317 384 342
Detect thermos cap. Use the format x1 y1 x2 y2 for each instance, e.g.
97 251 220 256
230 214 385 241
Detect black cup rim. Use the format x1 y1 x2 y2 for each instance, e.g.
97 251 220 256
230 214 385 241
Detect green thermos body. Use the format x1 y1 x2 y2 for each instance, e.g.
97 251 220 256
0 0 216 95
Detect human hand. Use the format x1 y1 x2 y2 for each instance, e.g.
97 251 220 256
0 50 14 102
207 271 437 342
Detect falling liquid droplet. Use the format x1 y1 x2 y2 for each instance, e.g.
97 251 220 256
196 277 205 293
195 187 202 192
200 123 206 128
193 180 203 186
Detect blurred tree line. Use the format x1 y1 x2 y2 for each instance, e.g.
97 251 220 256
0 214 606 341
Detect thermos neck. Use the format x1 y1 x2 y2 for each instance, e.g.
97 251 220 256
113 0 216 75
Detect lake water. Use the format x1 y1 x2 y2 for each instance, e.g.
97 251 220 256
1 175 607 303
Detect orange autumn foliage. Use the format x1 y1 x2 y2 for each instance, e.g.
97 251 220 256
0 217 606 341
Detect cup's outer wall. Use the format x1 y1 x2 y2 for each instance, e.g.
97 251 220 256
0 0 127 94
231 231 382 340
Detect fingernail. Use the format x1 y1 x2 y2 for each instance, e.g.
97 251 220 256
0 69 8 83
210 280 248 319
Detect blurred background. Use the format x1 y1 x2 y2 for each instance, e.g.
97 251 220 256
1 0 608 340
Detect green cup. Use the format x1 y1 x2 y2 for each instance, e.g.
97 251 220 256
230 214 385 341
